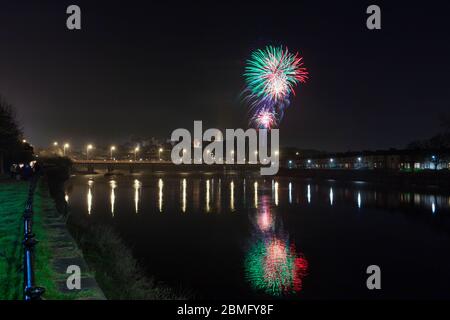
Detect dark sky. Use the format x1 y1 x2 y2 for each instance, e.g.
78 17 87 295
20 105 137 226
1 0 449 151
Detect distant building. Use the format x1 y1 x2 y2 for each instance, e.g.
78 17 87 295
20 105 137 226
280 148 450 171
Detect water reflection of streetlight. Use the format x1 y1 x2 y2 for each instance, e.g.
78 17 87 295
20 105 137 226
158 178 163 212
288 182 292 204
274 182 279 206
357 192 362 209
110 180 116 217
243 178 246 207
206 179 210 212
181 179 187 213
134 179 141 214
329 187 334 206
307 184 311 203
230 181 235 212
254 181 258 208
87 180 93 215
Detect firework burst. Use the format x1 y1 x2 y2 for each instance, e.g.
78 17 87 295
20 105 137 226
244 46 308 102
251 108 277 129
243 45 308 129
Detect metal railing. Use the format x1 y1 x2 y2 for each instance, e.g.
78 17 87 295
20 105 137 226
23 175 45 300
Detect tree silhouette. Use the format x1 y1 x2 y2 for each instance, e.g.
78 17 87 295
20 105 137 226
0 95 33 174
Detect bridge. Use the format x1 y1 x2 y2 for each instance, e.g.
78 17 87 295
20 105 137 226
71 159 262 174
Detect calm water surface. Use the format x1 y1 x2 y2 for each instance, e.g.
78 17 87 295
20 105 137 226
65 174 450 299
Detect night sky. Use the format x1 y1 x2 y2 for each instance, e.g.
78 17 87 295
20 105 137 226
1 1 449 151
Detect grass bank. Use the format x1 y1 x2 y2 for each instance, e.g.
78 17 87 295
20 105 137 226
66 220 188 299
0 181 26 299
0 179 94 299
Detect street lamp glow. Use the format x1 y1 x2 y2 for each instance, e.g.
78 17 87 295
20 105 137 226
159 148 163 161
330 158 334 163
357 157 362 162
86 144 93 160
63 143 70 156
110 146 116 160
53 141 58 146
307 159 312 164
134 147 140 161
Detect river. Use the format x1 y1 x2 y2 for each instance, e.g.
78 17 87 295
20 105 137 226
64 173 450 299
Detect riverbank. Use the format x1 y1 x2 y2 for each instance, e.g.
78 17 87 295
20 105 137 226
65 218 188 299
0 178 104 299
42 164 188 299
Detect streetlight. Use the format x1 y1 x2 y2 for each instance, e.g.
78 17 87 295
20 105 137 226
63 143 70 156
159 148 163 161
134 147 140 161
22 139 27 143
110 146 116 160
53 141 58 146
229 150 235 163
431 155 437 170
86 144 93 160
